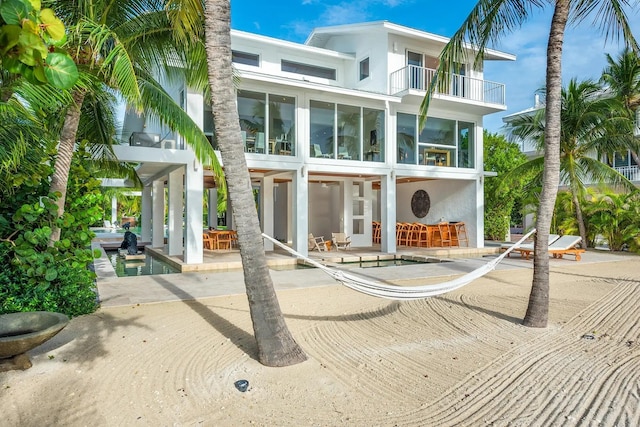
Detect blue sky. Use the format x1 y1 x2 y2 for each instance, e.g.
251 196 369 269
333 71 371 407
230 0 639 133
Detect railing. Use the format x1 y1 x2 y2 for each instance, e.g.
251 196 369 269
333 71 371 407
389 65 506 106
615 165 640 182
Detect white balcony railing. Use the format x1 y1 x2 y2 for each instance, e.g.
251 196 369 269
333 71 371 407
615 165 640 182
389 65 506 106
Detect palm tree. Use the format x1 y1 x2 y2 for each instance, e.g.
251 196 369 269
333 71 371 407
45 0 221 244
600 48 640 165
197 0 306 367
505 78 638 246
421 0 639 328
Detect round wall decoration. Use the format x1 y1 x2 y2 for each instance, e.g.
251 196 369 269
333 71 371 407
411 190 431 218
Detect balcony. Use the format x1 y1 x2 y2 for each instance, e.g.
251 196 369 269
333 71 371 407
615 165 640 182
389 65 506 107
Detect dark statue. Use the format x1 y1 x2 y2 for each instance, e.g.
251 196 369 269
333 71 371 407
120 231 138 255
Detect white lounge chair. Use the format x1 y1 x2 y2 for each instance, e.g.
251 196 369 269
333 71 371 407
501 234 560 257
514 235 584 261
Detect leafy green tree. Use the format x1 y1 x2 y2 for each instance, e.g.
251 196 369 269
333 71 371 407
505 78 637 247
0 0 78 88
600 47 640 165
422 0 639 328
43 0 222 244
0 147 100 317
483 131 528 240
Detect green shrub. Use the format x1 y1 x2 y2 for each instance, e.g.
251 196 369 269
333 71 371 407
0 155 102 317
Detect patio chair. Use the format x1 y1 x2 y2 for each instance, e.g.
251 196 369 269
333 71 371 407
203 233 215 250
548 235 585 261
501 234 560 258
338 146 352 160
313 144 331 158
331 232 351 250
309 233 328 251
437 222 453 247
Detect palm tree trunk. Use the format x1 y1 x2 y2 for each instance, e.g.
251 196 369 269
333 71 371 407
203 0 306 366
49 90 86 245
523 0 569 328
571 190 588 247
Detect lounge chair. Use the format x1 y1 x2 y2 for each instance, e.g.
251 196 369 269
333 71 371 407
331 232 351 250
309 233 328 251
515 235 584 261
501 234 560 257
548 235 585 261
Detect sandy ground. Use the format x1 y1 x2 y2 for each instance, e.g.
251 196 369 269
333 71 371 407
1 257 640 426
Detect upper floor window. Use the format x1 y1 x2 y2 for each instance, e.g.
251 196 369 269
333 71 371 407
359 57 370 80
281 60 336 80
232 50 259 66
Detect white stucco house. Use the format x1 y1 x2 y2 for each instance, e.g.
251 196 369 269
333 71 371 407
116 21 515 266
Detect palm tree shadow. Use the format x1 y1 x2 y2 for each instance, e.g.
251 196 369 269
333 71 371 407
433 295 524 324
209 300 403 322
151 276 259 361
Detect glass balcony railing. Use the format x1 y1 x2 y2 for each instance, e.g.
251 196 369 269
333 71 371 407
389 65 506 106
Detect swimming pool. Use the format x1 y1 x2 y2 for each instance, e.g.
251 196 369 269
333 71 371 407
107 250 180 277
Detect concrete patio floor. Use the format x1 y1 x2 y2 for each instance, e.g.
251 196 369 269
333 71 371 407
92 233 633 309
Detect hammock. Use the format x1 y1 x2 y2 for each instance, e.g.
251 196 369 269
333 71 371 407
262 229 536 301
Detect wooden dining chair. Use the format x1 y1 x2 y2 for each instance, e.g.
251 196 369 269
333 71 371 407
216 231 232 250
453 222 469 247
437 222 453 247
203 233 215 250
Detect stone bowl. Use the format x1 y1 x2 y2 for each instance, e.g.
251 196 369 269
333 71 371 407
0 311 69 362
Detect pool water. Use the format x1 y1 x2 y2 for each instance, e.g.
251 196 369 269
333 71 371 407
342 257 446 269
107 250 180 277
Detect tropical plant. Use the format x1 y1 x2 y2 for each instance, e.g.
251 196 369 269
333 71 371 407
504 78 638 247
0 0 78 88
0 148 101 317
483 131 528 240
43 0 221 245
600 47 640 165
582 189 640 251
422 0 639 328
167 0 307 366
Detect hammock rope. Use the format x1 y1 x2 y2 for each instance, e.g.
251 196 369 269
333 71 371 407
262 228 536 300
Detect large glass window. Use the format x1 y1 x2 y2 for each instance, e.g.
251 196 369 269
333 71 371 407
397 113 416 164
269 95 295 155
337 104 360 160
310 101 335 158
458 121 474 168
238 90 266 153
310 102 385 162
397 113 475 168
364 108 385 162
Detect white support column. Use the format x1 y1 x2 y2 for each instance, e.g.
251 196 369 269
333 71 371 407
168 168 184 256
184 159 203 264
152 180 165 248
141 186 152 243
111 196 117 225
287 182 293 244
340 179 353 235
381 172 396 253
208 188 217 228
294 166 309 256
261 177 274 251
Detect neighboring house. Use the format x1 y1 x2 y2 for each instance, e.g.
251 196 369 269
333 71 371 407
117 21 514 266
502 96 640 182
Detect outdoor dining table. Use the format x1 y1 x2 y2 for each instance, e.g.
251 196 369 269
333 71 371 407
207 230 235 250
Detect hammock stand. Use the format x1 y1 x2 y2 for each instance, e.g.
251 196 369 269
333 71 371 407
262 229 536 301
